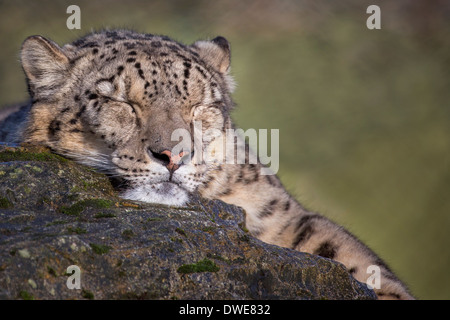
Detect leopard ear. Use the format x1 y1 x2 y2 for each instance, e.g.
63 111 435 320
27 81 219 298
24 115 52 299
193 36 231 74
20 35 70 98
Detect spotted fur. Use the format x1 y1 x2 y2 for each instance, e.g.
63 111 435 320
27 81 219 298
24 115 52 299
1 30 414 299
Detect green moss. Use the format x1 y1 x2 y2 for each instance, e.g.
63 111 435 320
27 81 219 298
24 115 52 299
60 199 114 216
238 234 251 242
201 226 216 233
0 150 68 163
170 237 183 244
177 258 220 274
95 212 116 219
175 227 187 237
60 203 84 216
37 196 52 206
67 226 87 234
67 193 80 201
45 220 69 227
47 266 58 277
121 229 135 239
90 243 112 255
19 290 34 300
208 254 230 264
81 289 94 300
0 197 13 209
21 226 32 232
85 199 114 208
238 221 249 233
80 179 107 191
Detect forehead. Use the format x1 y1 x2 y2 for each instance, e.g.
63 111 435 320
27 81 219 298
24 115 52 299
73 31 219 108
72 31 208 77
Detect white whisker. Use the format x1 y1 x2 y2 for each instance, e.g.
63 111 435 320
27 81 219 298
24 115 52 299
56 148 117 175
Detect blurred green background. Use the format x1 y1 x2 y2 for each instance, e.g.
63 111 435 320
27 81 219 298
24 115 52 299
0 0 449 299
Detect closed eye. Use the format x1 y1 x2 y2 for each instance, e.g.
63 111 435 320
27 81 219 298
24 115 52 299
104 97 136 112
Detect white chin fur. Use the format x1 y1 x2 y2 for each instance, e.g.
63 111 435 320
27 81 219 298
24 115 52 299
120 182 189 207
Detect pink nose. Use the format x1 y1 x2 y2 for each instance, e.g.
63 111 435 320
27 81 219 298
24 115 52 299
160 150 187 172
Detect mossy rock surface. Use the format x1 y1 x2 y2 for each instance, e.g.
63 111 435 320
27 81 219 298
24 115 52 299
0 145 376 300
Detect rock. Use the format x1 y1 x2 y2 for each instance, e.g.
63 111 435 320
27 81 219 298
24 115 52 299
0 144 376 300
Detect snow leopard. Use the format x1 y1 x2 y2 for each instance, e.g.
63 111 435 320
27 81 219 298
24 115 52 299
0 30 414 299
